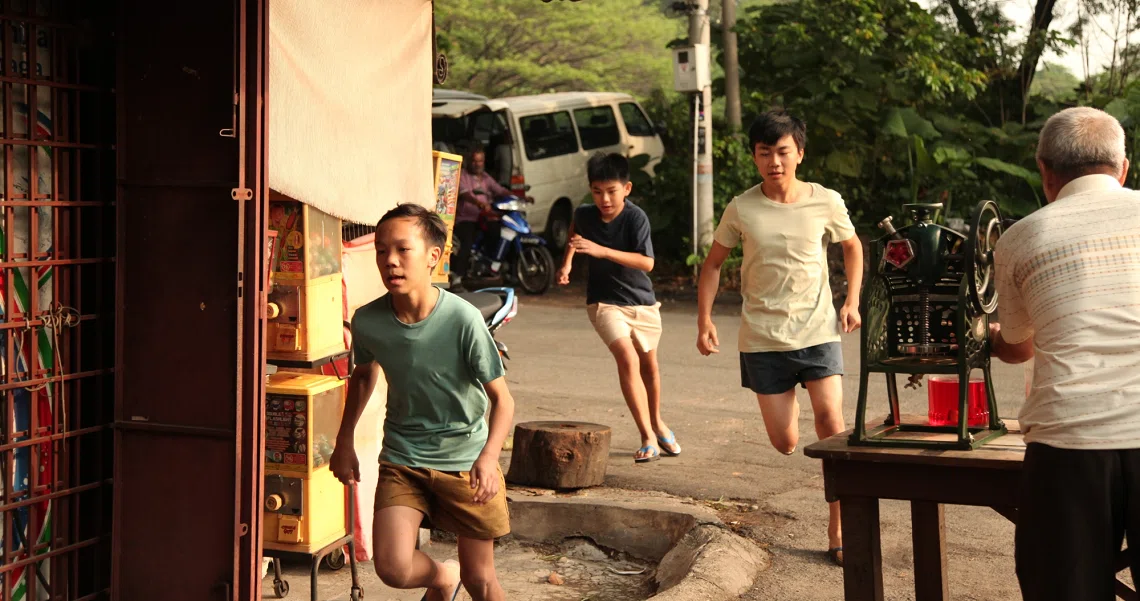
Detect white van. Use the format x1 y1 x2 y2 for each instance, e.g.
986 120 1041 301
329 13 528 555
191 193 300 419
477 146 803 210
431 91 665 251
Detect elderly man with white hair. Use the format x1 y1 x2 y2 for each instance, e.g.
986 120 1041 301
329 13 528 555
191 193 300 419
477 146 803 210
989 106 1140 600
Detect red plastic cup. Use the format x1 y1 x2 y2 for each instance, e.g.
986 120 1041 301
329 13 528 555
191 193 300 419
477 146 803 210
927 376 989 427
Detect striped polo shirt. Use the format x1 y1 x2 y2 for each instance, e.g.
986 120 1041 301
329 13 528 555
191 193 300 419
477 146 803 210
994 174 1140 450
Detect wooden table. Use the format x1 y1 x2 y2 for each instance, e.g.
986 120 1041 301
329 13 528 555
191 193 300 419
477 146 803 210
804 419 1137 601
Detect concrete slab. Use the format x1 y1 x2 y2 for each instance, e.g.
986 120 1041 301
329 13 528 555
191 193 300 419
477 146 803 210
264 538 655 601
506 487 720 561
506 487 769 601
265 487 768 601
655 525 770 601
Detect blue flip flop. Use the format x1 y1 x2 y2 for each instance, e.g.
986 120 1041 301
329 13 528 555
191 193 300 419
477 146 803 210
634 446 661 463
657 431 682 457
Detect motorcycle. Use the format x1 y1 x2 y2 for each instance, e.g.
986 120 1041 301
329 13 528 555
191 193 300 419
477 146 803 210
454 287 518 367
453 192 554 295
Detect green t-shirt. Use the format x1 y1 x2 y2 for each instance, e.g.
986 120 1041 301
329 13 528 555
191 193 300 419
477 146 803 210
351 288 505 471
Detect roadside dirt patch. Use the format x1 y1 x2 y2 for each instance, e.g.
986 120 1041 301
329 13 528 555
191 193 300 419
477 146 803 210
705 498 798 546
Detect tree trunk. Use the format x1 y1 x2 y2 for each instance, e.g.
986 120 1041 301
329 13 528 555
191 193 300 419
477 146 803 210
723 0 742 131
1014 0 1059 122
946 0 1058 124
506 421 611 489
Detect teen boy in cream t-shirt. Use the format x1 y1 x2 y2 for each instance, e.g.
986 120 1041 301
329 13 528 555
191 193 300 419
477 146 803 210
696 110 864 567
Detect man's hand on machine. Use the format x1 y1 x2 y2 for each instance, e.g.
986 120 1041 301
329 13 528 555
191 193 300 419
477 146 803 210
989 321 1001 338
330 443 361 486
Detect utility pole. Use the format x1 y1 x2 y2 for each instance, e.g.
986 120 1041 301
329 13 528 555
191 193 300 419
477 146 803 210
722 0 742 131
689 0 715 249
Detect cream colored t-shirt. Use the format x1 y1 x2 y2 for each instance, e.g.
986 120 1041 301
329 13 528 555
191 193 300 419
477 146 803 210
994 174 1140 450
713 182 856 353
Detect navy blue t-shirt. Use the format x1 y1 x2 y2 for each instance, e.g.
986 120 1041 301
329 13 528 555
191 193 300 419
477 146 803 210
573 202 656 307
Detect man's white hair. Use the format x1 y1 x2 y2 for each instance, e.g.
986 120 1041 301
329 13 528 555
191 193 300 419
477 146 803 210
1036 107 1127 176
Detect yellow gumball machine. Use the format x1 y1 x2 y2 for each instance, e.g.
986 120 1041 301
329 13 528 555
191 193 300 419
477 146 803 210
263 372 346 550
431 150 462 286
264 194 360 601
267 196 346 363
262 372 362 600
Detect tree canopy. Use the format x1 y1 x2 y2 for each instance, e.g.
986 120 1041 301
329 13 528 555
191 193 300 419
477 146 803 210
435 0 681 98
433 0 1140 264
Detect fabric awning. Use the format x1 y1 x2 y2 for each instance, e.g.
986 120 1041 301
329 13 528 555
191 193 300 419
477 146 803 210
269 0 433 225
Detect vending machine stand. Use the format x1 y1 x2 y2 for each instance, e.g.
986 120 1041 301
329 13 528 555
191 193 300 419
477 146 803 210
264 482 363 601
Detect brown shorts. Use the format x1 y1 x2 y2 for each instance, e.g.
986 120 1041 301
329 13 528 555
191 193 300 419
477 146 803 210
587 302 663 352
375 461 510 540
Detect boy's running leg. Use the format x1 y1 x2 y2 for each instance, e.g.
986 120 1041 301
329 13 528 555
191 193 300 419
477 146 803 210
610 337 658 460
804 375 846 559
755 389 800 455
372 506 460 598
458 536 505 601
638 348 679 455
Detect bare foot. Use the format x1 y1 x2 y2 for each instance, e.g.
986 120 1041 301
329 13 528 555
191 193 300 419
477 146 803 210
426 559 461 601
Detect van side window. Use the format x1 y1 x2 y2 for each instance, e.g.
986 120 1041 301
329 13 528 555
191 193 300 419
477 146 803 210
520 111 580 160
471 111 507 144
619 103 655 137
573 106 621 150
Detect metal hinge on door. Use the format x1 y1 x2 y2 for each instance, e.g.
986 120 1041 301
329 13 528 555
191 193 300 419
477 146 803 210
220 93 240 137
231 188 252 201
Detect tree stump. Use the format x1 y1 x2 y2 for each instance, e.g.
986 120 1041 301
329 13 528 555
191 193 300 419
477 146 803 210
506 421 611 489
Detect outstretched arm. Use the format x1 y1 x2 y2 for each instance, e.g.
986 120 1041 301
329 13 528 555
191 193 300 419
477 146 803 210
568 235 654 271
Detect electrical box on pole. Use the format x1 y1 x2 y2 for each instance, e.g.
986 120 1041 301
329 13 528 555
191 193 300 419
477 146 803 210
672 44 711 93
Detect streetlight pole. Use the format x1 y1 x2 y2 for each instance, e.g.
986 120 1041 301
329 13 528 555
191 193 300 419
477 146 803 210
689 0 715 251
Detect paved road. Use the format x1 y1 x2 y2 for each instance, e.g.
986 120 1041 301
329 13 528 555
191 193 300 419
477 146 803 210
497 287 1031 601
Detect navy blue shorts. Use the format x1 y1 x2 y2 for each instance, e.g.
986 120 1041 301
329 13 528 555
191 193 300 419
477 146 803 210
739 342 844 395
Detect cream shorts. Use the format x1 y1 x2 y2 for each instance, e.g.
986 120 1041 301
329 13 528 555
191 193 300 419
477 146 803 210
587 302 663 352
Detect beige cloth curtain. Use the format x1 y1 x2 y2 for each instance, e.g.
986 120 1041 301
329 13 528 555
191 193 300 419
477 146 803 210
269 0 434 225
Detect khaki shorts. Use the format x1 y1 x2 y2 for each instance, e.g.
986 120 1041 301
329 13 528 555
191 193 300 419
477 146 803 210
375 461 510 540
587 302 663 352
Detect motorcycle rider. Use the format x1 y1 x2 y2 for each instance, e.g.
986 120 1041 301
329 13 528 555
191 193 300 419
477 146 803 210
454 144 511 291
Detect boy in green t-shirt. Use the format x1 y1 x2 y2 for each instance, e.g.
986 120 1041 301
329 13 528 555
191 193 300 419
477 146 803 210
331 203 515 601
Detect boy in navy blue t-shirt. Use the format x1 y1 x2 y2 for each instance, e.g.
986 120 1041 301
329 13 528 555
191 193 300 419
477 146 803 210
557 153 681 463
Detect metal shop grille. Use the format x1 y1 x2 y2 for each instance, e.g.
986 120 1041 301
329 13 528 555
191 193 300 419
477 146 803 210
342 221 373 244
0 1 115 600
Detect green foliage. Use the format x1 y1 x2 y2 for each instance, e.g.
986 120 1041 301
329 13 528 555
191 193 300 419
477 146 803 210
1030 63 1080 103
1102 80 1140 189
435 0 682 98
431 0 1138 271
722 0 1049 225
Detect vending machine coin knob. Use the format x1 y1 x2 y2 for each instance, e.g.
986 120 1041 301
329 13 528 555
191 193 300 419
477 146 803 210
266 493 284 512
